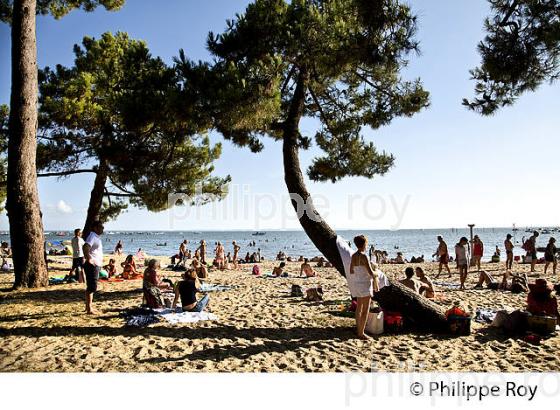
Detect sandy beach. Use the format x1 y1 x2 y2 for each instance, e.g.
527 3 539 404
1 255 559 372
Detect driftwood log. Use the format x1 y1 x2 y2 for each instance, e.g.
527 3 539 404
374 281 449 332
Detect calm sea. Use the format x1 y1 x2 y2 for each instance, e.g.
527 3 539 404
4 227 553 262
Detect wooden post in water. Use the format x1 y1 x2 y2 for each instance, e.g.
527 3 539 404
468 224 475 267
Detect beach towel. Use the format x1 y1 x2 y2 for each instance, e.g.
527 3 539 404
154 308 218 325
433 281 461 289
474 308 497 324
199 283 235 292
336 236 388 289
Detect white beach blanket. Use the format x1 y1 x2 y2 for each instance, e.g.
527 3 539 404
336 236 389 290
153 308 218 324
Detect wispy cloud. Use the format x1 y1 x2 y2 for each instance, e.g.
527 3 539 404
55 200 72 214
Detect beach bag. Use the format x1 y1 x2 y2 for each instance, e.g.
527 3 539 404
291 284 303 297
305 286 323 301
383 311 404 333
502 310 529 334
447 315 471 336
252 265 261 276
491 310 510 328
527 314 557 335
366 311 384 335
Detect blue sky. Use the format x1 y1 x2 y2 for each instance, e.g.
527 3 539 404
1 0 559 231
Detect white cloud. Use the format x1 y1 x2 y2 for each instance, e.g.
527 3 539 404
56 200 73 214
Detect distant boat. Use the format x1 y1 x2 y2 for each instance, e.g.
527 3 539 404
55 231 67 236
252 232 266 236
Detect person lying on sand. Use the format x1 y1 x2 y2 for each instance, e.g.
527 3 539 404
272 262 288 277
415 267 435 298
400 267 422 293
473 270 528 292
172 268 210 312
300 258 316 277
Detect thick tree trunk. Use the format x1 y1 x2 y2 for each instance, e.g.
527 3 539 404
82 160 109 239
281 71 448 332
7 0 48 289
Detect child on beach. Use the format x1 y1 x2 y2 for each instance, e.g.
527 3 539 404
172 269 210 312
347 235 379 340
103 259 117 278
455 237 470 290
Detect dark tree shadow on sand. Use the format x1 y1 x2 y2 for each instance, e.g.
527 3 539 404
0 288 142 305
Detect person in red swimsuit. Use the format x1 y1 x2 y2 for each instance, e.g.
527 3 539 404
472 235 484 271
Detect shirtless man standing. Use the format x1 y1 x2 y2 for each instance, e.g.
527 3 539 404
434 235 451 278
504 234 514 270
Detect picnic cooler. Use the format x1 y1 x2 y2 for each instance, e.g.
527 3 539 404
527 314 557 335
366 311 384 335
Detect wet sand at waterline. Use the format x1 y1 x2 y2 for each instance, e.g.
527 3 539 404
1 255 559 372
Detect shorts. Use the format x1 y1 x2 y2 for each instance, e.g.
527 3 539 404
71 257 84 270
530 251 537 260
84 262 100 293
545 255 555 263
439 254 449 264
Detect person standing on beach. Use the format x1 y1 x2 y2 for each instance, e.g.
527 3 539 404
523 231 539 273
455 237 470 290
472 235 484 271
82 221 104 314
544 237 557 275
433 236 451 278
114 240 123 255
347 235 379 340
232 241 240 270
179 240 188 264
504 234 514 270
69 229 85 283
199 240 207 264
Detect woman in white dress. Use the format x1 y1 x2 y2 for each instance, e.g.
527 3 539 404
348 235 379 339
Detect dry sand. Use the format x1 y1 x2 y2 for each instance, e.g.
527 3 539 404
1 254 559 372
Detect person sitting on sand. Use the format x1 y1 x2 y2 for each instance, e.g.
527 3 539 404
143 259 172 308
347 235 379 340
172 268 210 312
455 237 470 290
272 262 288 277
415 267 435 298
400 267 422 293
393 252 406 264
191 258 208 279
300 258 316 277
121 255 139 279
103 259 117 278
527 279 560 320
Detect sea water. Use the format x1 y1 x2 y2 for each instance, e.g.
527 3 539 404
10 227 552 262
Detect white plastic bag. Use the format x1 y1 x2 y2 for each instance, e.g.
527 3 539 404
366 311 384 335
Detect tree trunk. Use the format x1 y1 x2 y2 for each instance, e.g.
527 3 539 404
7 0 48 289
82 159 109 239
281 71 448 332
